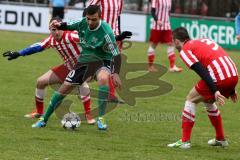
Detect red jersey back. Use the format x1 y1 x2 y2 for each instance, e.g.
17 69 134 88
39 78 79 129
180 38 238 82
88 0 123 35
151 0 172 30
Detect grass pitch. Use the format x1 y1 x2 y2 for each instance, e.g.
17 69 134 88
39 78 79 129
0 30 240 160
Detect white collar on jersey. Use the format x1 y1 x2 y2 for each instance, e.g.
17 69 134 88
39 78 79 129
89 20 102 31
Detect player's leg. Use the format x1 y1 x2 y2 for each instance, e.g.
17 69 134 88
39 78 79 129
147 42 158 72
163 30 182 72
32 81 74 128
96 68 111 130
78 82 96 124
25 70 62 118
167 44 182 72
204 103 228 147
108 75 117 101
32 65 86 128
204 77 238 147
168 87 204 149
147 29 159 72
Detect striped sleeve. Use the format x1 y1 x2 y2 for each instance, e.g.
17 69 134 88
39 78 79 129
40 36 51 49
88 0 101 5
119 0 123 14
151 0 157 8
104 34 119 56
70 31 80 43
180 50 199 68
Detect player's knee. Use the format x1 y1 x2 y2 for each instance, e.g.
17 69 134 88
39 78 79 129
204 103 217 111
151 43 157 49
186 95 193 102
186 93 196 103
98 75 109 85
36 77 48 88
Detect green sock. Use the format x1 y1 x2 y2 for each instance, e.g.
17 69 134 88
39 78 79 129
43 91 65 122
98 85 109 117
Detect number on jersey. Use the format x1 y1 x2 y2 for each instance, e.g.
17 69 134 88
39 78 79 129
200 39 219 51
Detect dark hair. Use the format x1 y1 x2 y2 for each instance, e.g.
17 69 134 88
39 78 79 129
172 27 190 42
49 17 62 23
85 5 101 17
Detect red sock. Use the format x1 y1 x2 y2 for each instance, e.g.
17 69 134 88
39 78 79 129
168 53 176 68
81 94 91 114
108 77 116 99
35 96 44 114
148 53 155 66
181 111 195 142
208 114 225 140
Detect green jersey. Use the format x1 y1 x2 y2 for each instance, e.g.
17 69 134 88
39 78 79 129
66 18 119 63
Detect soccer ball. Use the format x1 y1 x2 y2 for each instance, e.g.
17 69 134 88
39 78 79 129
61 112 81 130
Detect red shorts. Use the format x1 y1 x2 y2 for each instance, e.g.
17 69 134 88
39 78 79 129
149 29 173 44
116 40 122 52
195 76 238 102
51 64 71 82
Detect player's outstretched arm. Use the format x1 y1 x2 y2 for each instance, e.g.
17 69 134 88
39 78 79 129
3 43 44 60
3 51 20 60
50 19 82 31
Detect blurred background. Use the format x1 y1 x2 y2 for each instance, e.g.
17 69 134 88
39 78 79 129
0 0 239 18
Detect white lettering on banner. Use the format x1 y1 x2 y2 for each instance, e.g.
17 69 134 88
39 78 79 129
218 26 225 44
226 27 235 45
181 21 237 46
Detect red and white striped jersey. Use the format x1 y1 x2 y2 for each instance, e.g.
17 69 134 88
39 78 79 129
151 0 172 30
180 38 238 82
87 0 123 35
40 31 81 70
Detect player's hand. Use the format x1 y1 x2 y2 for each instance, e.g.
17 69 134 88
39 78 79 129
112 73 122 90
157 20 163 26
214 91 225 106
236 35 240 41
116 31 132 41
50 20 61 28
230 91 238 103
121 31 132 39
3 51 20 60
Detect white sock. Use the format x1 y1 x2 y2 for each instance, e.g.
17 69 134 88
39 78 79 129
35 88 45 99
78 82 90 102
182 101 196 121
148 46 155 55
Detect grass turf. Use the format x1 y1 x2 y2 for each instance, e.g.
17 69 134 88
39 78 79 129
0 30 240 160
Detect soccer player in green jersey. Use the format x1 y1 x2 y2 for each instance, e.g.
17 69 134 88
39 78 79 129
32 5 122 130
